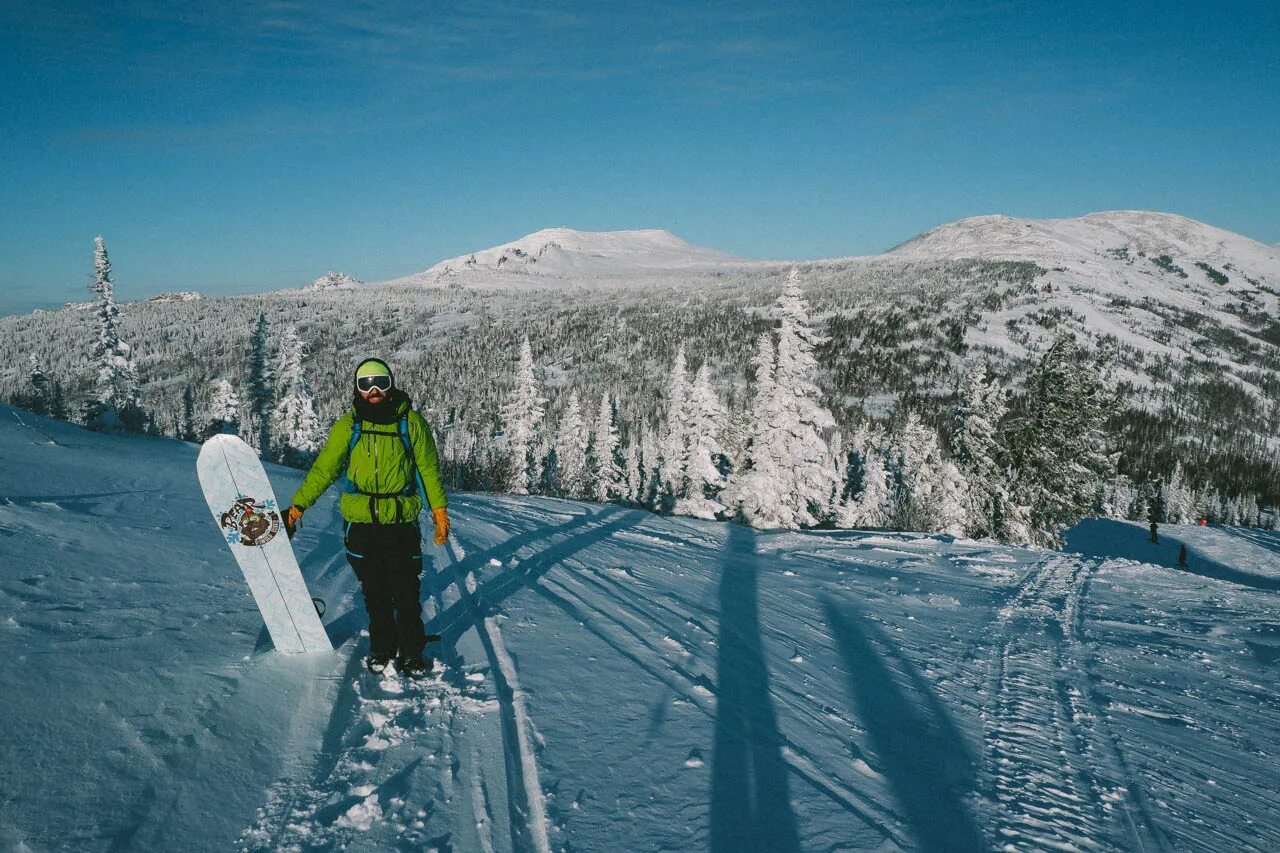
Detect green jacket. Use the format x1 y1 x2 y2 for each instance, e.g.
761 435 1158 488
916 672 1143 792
291 396 447 524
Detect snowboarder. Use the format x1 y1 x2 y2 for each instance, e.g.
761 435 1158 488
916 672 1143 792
283 358 449 676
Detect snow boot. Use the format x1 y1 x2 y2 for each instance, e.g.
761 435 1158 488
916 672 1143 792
397 655 433 678
366 653 393 674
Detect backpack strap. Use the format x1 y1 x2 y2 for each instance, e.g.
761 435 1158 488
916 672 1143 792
342 419 364 494
399 415 428 502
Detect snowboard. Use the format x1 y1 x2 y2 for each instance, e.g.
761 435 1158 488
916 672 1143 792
197 434 332 654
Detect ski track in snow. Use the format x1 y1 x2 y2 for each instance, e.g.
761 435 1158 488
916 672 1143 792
444 535 554 853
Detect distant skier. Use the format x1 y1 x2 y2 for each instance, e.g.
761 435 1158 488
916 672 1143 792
283 358 449 676
1178 543 1188 567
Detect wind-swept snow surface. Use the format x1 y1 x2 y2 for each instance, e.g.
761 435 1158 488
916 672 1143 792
2 406 1279 850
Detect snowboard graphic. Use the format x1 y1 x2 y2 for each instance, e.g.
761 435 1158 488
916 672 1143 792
197 434 332 654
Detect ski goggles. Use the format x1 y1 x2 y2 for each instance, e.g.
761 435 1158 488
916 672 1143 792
356 374 392 393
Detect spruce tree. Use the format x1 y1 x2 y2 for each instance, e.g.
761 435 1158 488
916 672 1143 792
1004 334 1116 547
657 344 691 506
556 391 589 499
241 313 275 456
85 236 142 431
721 331 785 526
769 269 839 527
271 326 323 466
952 362 1010 538
590 392 623 503
208 378 241 437
180 384 197 442
674 363 728 519
501 336 547 495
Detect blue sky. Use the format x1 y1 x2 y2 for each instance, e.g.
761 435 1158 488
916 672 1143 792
1 0 1277 314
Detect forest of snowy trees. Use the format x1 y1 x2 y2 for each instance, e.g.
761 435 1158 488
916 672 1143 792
487 271 1275 545
3 238 1277 543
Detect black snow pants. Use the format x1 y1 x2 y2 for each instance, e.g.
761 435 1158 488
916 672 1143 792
344 521 425 659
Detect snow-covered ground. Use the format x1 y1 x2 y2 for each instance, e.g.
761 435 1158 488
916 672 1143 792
2 407 1279 851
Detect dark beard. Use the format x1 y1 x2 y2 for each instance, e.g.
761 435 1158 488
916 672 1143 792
352 388 408 424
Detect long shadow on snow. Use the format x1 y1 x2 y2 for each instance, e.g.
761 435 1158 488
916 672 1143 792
423 505 633 683
1065 518 1280 592
709 523 802 853
824 597 986 853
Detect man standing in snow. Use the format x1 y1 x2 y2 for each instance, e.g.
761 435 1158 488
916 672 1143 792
283 358 449 676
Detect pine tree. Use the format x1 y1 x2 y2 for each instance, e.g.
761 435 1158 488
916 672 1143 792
623 441 641 506
657 344 691 507
1004 334 1116 547
208 378 241 437
1164 461 1193 524
241 313 274 456
674 363 728 519
721 331 785 526
501 336 547 495
837 428 893 528
590 392 623 503
769 269 839 527
271 326 323 466
936 460 970 537
180 384 197 442
952 363 1010 539
85 236 142 431
888 410 945 532
556 391 589 499
14 353 50 416
639 421 661 509
725 271 838 529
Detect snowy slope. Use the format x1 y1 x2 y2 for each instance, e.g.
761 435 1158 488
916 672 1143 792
3 408 1280 851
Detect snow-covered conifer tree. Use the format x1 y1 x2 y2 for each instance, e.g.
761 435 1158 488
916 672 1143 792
657 345 691 506
240 313 274 456
888 411 944 532
208 379 240 437
1164 461 1193 524
85 236 142 431
1004 334 1116 547
952 363 1008 538
769 269 838 527
179 385 197 442
720 331 784 526
556 391 589 499
837 429 894 528
674 363 727 519
14 353 50 416
623 441 640 506
639 421 661 509
271 326 323 466
501 336 546 495
590 393 623 503
726 271 838 529
936 460 970 537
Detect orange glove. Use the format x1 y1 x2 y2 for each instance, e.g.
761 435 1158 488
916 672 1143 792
432 506 450 546
284 505 304 539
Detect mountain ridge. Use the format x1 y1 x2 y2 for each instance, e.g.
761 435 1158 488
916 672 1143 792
381 211 1279 292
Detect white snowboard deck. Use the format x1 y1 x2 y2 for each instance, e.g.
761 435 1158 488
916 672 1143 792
197 434 331 654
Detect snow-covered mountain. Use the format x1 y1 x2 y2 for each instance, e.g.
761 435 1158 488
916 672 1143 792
393 227 752 284
890 211 1279 270
4 406 1280 850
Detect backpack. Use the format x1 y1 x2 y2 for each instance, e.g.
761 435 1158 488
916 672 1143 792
341 415 428 523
